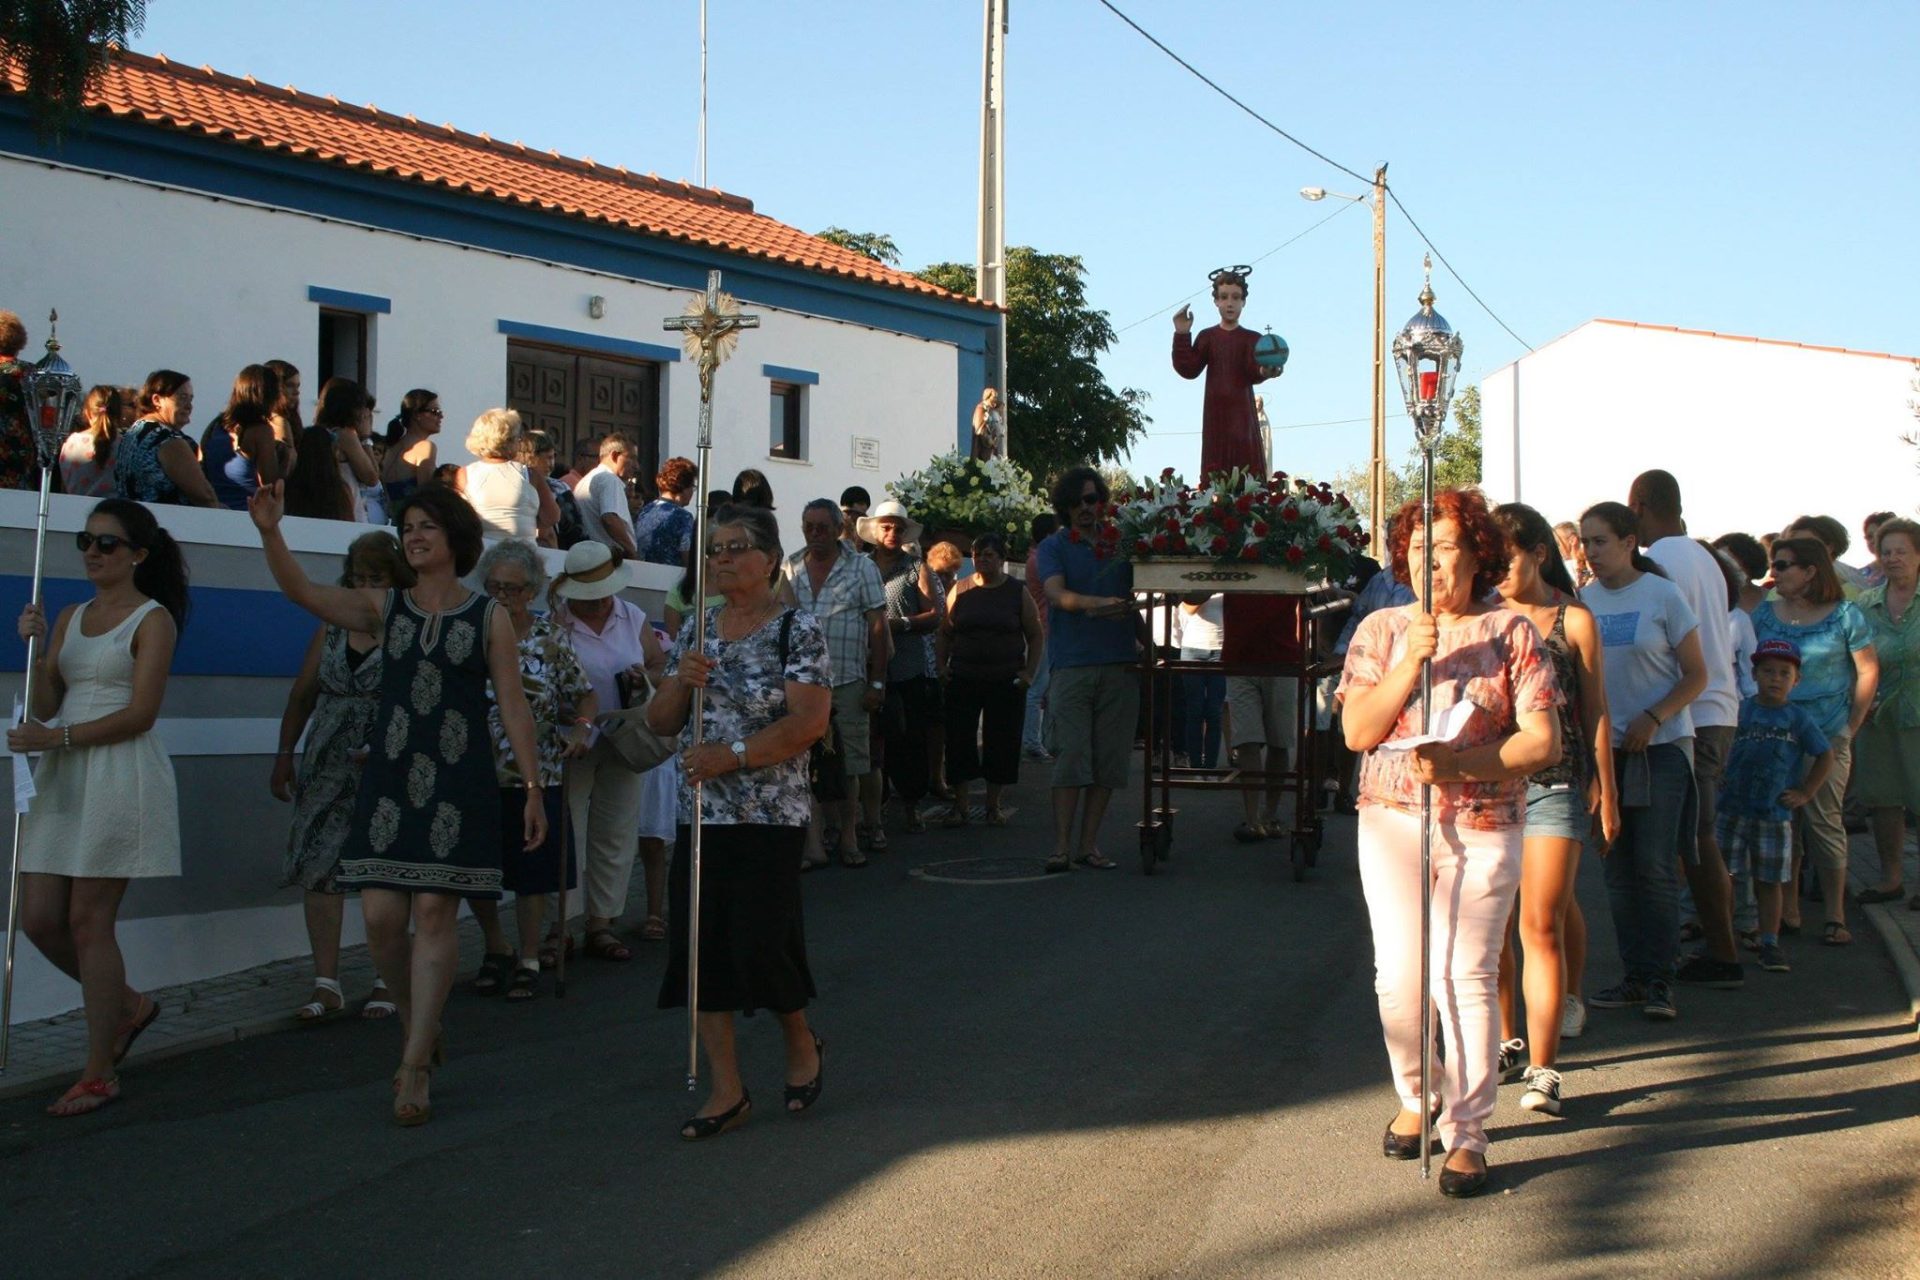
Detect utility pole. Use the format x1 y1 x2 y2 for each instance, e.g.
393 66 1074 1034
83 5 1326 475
976 0 1008 449
697 0 708 187
1370 163 1388 560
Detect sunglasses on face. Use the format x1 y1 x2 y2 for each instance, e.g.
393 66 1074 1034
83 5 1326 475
483 579 531 597
1075 492 1104 508
1771 559 1800 572
76 531 131 554
707 539 759 559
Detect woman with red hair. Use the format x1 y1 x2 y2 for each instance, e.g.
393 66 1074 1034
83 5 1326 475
1337 488 1562 1198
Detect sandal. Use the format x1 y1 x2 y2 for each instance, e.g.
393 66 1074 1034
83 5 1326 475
112 993 160 1064
47 1076 120 1118
838 847 868 868
583 929 634 962
1044 854 1071 875
393 1065 432 1127
1074 851 1118 870
538 932 576 969
786 1035 825 1114
294 978 346 1023
1856 886 1905 905
680 1092 752 1141
469 951 515 996
505 964 541 1001
1820 921 1853 946
641 914 667 942
867 824 890 853
360 981 398 1020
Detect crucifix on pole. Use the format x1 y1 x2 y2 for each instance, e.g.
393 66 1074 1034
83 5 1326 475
661 269 759 1091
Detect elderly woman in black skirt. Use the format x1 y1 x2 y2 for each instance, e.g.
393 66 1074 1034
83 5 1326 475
649 504 832 1140
466 539 599 1000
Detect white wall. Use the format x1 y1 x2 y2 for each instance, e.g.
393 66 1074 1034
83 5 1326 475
1482 321 1918 554
0 156 960 557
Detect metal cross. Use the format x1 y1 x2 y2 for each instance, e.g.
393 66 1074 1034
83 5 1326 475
663 270 761 448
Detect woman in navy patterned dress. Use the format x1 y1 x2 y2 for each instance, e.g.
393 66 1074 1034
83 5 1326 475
252 480 545 1127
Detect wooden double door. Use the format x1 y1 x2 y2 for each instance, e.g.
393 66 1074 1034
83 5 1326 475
506 341 660 482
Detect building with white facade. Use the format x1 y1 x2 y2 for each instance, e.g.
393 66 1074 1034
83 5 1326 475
1481 318 1917 552
0 51 997 1023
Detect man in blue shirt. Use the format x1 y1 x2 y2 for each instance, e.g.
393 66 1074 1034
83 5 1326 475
1036 466 1138 872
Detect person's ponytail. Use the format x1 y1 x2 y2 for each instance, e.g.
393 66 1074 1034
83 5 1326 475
92 498 192 631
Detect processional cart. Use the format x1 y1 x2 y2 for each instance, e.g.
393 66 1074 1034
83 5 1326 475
1121 464 1366 879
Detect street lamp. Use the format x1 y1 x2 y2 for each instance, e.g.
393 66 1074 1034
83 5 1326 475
1390 256 1464 452
1301 165 1389 558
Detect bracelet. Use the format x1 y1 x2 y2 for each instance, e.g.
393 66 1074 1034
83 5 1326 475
1646 708 1664 727
62 724 71 749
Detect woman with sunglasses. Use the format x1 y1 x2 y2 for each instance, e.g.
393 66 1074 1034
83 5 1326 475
379 390 443 513
11 499 191 1116
1752 536 1877 944
651 504 831 1140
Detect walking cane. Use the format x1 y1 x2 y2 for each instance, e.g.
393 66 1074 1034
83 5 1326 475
2 314 83 1072
1392 264 1461 1181
554 761 571 999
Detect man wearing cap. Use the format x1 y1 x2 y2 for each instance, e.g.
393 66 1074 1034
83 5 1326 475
1630 469 1744 988
786 497 888 864
574 434 640 560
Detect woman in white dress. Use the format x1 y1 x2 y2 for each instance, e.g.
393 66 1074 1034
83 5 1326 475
10 498 189 1116
459 408 556 543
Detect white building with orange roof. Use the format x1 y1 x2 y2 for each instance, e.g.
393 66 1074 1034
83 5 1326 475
1480 318 1917 555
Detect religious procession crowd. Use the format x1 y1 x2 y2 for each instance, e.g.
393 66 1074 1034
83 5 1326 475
4 312 1917 1197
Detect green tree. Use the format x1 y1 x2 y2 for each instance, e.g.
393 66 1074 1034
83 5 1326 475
0 0 145 139
919 247 1149 483
814 227 901 266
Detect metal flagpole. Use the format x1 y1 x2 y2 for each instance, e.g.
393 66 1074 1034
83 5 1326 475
664 273 758 1091
3 312 83 1071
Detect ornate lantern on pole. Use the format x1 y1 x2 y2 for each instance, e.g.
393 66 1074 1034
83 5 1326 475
1387 259 1463 1182
3 310 85 1070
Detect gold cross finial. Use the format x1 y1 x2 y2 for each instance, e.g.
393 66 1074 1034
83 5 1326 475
663 270 762 407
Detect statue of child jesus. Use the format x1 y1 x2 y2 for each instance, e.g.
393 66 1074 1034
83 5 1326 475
1171 266 1281 478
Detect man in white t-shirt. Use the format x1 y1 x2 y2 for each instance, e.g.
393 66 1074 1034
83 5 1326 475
574 433 639 559
1630 469 1744 987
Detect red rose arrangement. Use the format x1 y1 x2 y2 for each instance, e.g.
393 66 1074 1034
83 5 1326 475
1107 466 1366 584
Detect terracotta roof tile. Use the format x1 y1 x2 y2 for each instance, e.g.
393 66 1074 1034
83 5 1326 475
4 49 989 311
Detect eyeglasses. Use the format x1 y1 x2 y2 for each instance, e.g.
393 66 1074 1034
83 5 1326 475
1075 492 1104 508
483 579 531 597
1771 559 1801 572
76 532 130 554
707 539 759 559
420 407 444 418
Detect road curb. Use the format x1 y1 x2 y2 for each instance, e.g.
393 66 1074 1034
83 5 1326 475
0 1010 296 1102
1859 902 1920 1036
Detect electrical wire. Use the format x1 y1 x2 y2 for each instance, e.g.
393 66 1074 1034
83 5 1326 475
1115 199 1361 334
1092 0 1534 351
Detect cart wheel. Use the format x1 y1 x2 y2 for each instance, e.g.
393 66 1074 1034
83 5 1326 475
1290 833 1308 882
1139 825 1159 876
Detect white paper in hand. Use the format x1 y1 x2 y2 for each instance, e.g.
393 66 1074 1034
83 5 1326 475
11 696 36 814
1377 699 1477 753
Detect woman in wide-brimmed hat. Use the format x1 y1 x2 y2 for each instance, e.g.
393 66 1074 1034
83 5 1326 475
859 501 941 840
548 542 673 962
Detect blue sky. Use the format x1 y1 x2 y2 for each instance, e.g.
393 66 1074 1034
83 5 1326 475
137 1 1920 486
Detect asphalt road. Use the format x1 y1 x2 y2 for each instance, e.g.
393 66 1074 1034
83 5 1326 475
3 784 1916 1280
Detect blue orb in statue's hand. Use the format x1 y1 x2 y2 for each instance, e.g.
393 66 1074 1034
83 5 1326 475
1254 329 1290 372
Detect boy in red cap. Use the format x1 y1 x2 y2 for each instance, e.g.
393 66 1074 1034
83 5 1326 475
1716 638 1836 972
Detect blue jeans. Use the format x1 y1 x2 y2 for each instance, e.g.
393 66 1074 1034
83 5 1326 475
1604 742 1694 984
1022 662 1051 753
1178 647 1224 767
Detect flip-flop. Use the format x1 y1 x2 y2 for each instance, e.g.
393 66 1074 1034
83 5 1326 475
112 994 160 1065
47 1076 120 1118
641 915 667 942
1820 922 1853 947
1073 852 1118 870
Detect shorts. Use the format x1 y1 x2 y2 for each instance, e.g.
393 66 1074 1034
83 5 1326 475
1045 663 1138 791
1523 783 1586 841
1226 675 1298 752
829 680 874 777
1716 809 1792 883
1852 719 1920 810
1692 724 1734 836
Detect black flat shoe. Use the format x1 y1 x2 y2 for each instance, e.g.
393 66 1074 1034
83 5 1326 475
1439 1162 1489 1198
680 1092 751 1142
785 1035 825 1114
1382 1101 1442 1159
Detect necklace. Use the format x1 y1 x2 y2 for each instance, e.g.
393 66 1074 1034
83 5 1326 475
718 599 780 643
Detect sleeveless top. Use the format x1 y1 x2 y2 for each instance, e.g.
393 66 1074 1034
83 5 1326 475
947 577 1026 682
1531 604 1587 789
201 426 257 510
877 552 934 680
464 459 539 540
114 419 193 504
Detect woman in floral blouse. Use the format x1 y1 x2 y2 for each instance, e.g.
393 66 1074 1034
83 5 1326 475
649 504 831 1141
467 540 599 1000
1338 488 1562 1199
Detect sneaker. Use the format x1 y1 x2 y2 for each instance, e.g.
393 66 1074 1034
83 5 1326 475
1497 1038 1527 1082
1588 979 1648 1008
1758 943 1791 973
1675 954 1745 989
1519 1066 1564 1116
1560 995 1588 1040
1643 979 1677 1021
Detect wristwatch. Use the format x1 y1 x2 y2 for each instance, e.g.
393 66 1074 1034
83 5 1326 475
868 679 885 691
729 739 749 770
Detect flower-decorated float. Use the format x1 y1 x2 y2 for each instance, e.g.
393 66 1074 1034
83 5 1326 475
886 451 1050 558
1110 465 1368 593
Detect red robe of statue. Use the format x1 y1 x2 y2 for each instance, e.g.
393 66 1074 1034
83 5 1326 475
1171 324 1265 478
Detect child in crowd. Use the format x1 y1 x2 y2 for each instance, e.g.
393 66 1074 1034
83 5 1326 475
1715 638 1835 974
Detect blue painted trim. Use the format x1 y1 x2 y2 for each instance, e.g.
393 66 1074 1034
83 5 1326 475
0 104 994 445
497 319 680 363
761 364 819 386
307 285 392 314
0 576 317 678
